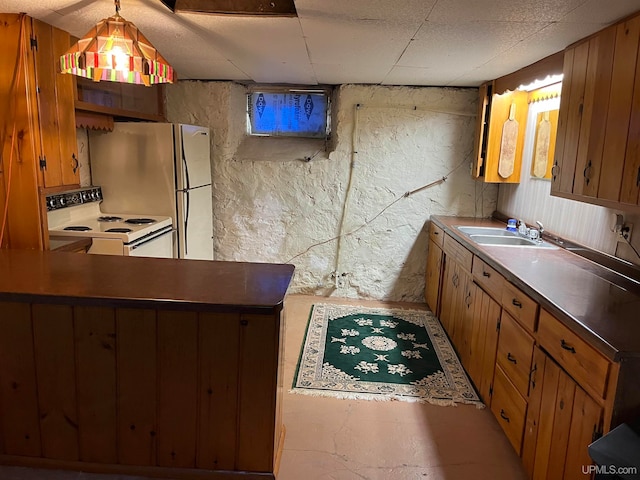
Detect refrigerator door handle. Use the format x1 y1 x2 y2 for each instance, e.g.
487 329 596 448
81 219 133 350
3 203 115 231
183 189 190 255
180 126 191 190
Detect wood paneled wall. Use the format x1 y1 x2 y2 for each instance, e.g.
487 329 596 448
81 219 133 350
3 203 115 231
0 301 282 479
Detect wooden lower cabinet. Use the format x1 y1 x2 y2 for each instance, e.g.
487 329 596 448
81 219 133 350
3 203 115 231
0 301 283 479
468 286 501 404
427 227 619 479
525 347 602 480
491 365 528 455
439 257 472 358
425 240 443 314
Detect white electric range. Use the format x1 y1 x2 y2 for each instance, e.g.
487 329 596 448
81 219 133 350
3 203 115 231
47 187 174 258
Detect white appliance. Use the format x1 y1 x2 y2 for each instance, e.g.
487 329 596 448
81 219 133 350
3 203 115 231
47 187 174 258
89 122 214 260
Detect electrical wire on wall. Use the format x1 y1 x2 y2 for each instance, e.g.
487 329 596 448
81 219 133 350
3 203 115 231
285 156 469 264
286 102 476 267
0 14 27 248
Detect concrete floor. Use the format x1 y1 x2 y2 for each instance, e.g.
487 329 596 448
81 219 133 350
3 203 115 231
0 294 526 480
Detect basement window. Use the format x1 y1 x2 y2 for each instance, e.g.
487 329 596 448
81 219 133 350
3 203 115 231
247 88 330 139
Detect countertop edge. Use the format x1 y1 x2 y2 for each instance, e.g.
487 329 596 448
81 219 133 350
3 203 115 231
431 216 636 362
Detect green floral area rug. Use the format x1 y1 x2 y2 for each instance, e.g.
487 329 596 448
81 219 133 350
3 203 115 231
291 304 483 407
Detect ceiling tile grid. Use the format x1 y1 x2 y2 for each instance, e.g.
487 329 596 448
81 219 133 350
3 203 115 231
0 0 638 86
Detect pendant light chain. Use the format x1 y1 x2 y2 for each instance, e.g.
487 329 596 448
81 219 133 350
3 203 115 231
115 0 121 14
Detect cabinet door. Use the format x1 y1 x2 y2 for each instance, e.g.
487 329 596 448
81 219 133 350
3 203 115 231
32 19 79 188
439 258 458 336
483 89 528 183
447 267 471 355
472 81 492 178
531 353 602 480
456 274 474 368
425 240 443 315
552 42 589 195
51 24 79 186
0 14 45 250
621 18 640 205
599 16 640 203
572 29 616 198
467 286 501 404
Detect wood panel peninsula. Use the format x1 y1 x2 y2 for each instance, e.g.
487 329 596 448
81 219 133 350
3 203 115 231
0 250 294 480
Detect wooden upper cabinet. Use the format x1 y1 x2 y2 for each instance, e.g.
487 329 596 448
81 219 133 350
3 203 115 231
0 14 45 250
552 11 640 210
472 81 492 178
32 19 80 189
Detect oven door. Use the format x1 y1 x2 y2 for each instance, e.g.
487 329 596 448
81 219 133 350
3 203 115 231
124 229 175 258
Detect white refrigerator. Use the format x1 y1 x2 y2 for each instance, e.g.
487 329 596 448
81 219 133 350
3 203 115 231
89 122 214 260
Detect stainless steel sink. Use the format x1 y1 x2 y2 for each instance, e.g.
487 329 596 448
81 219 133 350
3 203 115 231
457 226 518 236
469 234 558 249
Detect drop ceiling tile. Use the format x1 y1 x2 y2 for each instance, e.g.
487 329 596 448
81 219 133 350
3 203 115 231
300 16 416 68
428 0 586 23
186 15 312 79
313 63 390 85
398 21 548 70
451 20 606 86
560 0 640 24
382 66 471 86
172 57 250 81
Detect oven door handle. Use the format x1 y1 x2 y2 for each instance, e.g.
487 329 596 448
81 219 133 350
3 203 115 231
130 227 175 250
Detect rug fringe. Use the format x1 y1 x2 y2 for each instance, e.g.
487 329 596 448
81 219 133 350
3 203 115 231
288 387 484 408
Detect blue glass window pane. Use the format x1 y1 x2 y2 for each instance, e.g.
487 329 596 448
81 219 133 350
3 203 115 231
249 92 328 138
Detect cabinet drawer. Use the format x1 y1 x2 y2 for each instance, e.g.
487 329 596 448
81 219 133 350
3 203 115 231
538 309 611 399
496 311 535 397
472 256 504 301
429 222 444 248
502 282 538 333
491 365 527 456
443 234 473 273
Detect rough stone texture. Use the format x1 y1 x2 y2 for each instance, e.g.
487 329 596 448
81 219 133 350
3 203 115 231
166 82 497 302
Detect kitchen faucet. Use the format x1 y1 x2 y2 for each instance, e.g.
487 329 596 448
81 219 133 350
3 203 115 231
517 219 528 236
536 220 544 238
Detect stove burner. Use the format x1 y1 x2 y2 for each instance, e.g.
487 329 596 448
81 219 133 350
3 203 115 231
105 228 133 233
98 216 123 222
63 226 92 231
125 218 156 225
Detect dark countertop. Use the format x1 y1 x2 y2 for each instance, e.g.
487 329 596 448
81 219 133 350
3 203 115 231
432 216 640 361
0 250 295 314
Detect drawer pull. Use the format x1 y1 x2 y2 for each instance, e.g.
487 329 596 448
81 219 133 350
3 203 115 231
512 299 522 308
434 231 439 235
507 352 517 364
530 364 538 389
482 271 491 277
500 409 510 423
560 339 576 354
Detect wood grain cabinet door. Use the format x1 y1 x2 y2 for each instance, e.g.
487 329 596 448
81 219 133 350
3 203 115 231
425 240 443 315
31 18 79 188
530 351 602 480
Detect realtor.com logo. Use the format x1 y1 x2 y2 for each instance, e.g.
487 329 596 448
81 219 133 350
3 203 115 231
582 464 639 476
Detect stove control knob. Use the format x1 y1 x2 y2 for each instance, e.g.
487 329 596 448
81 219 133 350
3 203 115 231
47 198 56 210
59 197 66 206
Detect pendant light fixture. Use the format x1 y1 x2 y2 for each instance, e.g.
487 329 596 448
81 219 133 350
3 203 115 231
60 0 175 86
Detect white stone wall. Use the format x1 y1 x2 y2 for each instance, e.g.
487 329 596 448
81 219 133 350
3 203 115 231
166 82 497 302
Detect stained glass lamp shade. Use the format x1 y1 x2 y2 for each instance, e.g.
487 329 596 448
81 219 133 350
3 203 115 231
60 10 175 86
